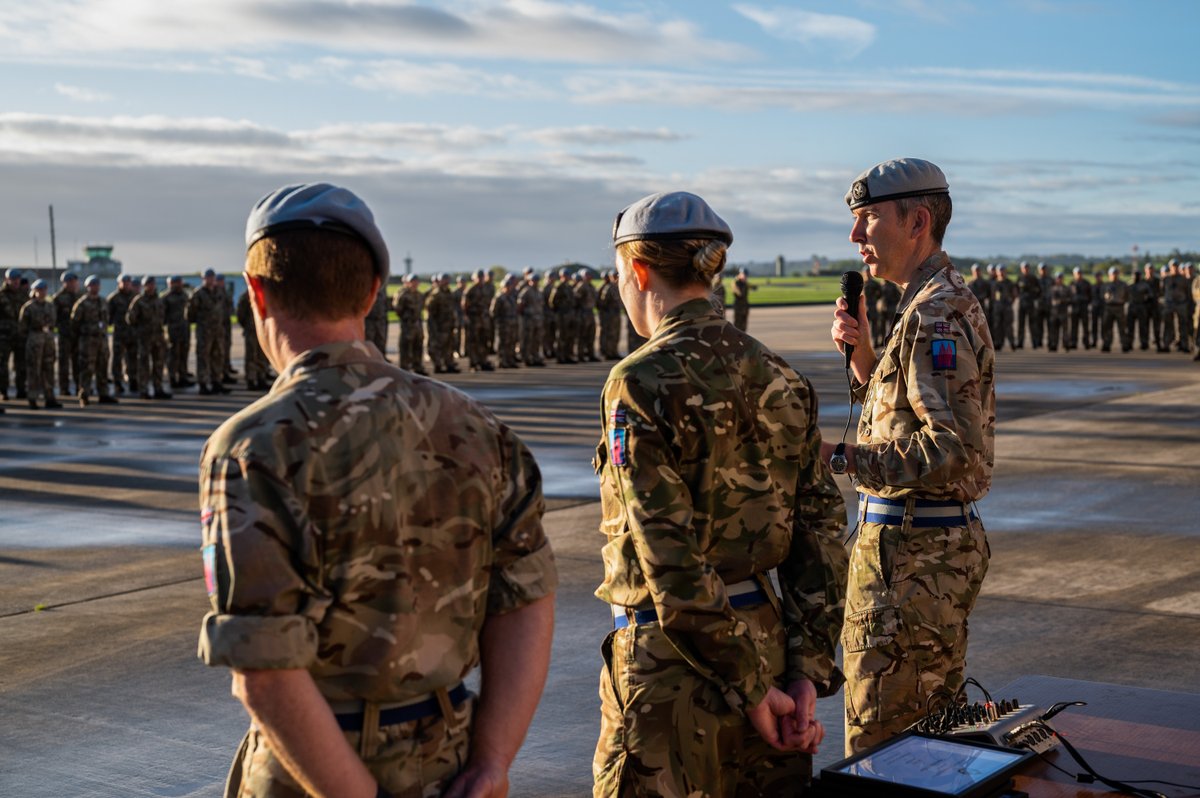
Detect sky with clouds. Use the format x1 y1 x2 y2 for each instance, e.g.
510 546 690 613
1 0 1196 275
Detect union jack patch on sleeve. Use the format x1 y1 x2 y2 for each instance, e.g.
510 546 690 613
934 321 952 334
609 408 627 426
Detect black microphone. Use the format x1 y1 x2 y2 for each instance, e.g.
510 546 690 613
840 270 864 368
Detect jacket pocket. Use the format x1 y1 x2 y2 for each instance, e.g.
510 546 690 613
842 605 904 654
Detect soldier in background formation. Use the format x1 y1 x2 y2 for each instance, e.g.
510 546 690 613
163 276 194 389
517 269 546 367
236 287 270 390
18 280 60 409
215 274 236 384
1016 261 1042 349
0 269 22 404
393 273 427 375
542 269 558 360
107 273 138 394
52 272 79 396
550 267 577 364
453 275 467 359
72 275 118 406
1099 267 1131 352
187 268 231 395
365 284 389 357
462 269 493 372
597 270 622 359
1046 270 1070 351
862 267 882 345
731 267 756 332
126 276 172 399
424 273 460 374
990 264 1018 351
573 270 600 362
492 274 520 368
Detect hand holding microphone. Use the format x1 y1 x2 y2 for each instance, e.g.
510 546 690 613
831 271 874 381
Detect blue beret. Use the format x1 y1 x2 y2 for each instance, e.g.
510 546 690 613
85 275 101 287
31 279 47 291
118 273 132 283
169 275 181 282
846 158 949 209
4 268 19 280
141 275 156 285
613 191 732 247
203 268 216 278
62 272 78 282
246 183 389 280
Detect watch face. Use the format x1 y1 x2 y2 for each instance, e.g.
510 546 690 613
830 454 848 474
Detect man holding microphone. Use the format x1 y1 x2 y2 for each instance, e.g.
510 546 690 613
826 158 996 754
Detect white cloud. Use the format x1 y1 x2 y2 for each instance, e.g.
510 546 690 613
297 122 509 152
0 0 746 66
733 5 876 58
525 126 687 147
350 59 549 98
53 83 111 103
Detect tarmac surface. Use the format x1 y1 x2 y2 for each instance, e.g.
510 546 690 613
2 305 1199 796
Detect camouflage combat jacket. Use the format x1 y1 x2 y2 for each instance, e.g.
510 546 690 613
597 282 621 316
852 251 996 503
574 279 597 313
186 285 224 330
490 291 516 323
19 298 55 335
71 294 109 337
163 287 190 329
52 288 79 334
549 280 575 315
517 283 544 320
107 289 135 333
731 278 751 310
462 283 489 318
198 340 558 702
425 286 456 333
1102 280 1129 306
0 284 22 333
594 298 848 710
127 292 165 335
392 286 424 325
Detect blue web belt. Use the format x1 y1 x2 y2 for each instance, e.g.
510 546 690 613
334 682 471 731
610 579 769 630
859 493 978 528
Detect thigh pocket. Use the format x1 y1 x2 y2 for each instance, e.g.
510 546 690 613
842 605 904 654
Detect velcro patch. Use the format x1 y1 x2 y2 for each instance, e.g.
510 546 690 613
609 408 627 426
933 321 952 334
202 544 217 597
931 339 957 370
200 507 214 527
609 427 629 467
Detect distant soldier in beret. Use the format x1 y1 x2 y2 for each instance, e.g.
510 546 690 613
18 279 61 409
1016 261 1042 349
199 183 556 798
594 191 847 796
730 267 755 333
1046 270 1071 352
595 270 623 359
72 275 119 406
162 275 195 389
392 273 428 374
1068 266 1093 350
0 268 22 402
364 283 389 359
187 269 231 394
492 273 521 368
462 270 493 371
107 273 139 394
53 272 80 396
516 269 546 367
828 158 995 753
573 269 600 362
126 275 173 399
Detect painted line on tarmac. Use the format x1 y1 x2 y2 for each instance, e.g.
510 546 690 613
0 575 201 619
983 594 1200 621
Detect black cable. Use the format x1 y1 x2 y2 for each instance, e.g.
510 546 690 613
1052 727 1168 798
1124 780 1200 791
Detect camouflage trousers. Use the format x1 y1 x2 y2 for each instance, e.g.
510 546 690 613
0 328 17 395
842 516 989 754
465 316 489 368
543 314 557 359
58 332 75 394
520 317 545 365
1046 309 1068 351
225 697 473 798
77 334 111 398
398 322 425 371
138 332 168 394
598 313 621 358
365 319 387 358
167 323 190 384
733 306 750 333
496 319 519 367
243 332 269 385
989 307 1015 351
556 313 577 363
425 322 456 371
1163 304 1190 350
1100 306 1129 350
1127 306 1151 350
196 324 226 385
576 311 597 360
594 602 812 798
112 328 138 387
25 331 55 401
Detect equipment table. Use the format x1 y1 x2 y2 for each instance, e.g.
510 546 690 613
1001 675 1200 797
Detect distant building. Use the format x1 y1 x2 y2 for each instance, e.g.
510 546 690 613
66 244 123 279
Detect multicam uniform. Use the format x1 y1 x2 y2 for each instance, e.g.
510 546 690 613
844 251 995 753
52 285 79 394
236 291 268 387
491 289 519 368
364 288 389 358
462 282 491 370
198 340 557 797
1017 271 1042 348
126 289 169 396
0 283 20 397
187 284 227 388
392 284 425 372
516 280 545 366
592 298 848 796
596 281 622 359
1047 280 1071 352
424 284 459 372
71 292 112 401
549 278 577 363
162 284 191 387
574 278 598 362
731 276 752 333
1100 277 1130 352
107 287 138 389
18 297 56 403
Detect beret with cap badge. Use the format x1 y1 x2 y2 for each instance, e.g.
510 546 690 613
845 158 949 210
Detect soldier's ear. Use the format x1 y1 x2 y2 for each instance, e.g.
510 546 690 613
630 258 652 292
244 273 271 321
360 276 381 317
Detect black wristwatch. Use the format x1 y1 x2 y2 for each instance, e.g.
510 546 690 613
829 442 848 475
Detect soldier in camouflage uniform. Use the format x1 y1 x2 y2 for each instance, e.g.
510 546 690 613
200 182 556 798
52 272 80 396
187 269 231 395
1144 263 1166 352
461 270 493 372
1036 263 1053 349
1089 268 1106 349
730 268 755 333
1127 271 1154 351
516 270 546 367
108 273 139 393
491 274 520 368
1046 271 1070 352
1190 264 1200 360
163 276 194 388
19 280 62 409
542 270 558 360
967 263 990 327
424 273 460 374
594 192 847 797
1016 261 1042 349
1099 267 1131 352
0 269 25 402
216 274 237 383
364 284 389 358
71 275 119 406
990 265 1017 351
574 270 600 362
452 275 468 358
1068 266 1092 349
596 271 623 359
480 271 497 355
392 274 428 375
236 289 269 390
863 267 883 346
830 159 994 754
550 267 578 364
126 275 172 399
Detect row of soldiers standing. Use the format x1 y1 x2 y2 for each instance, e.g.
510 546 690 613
965 260 1199 356
367 267 635 374
0 267 273 412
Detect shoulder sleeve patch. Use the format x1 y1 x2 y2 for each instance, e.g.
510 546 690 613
931 339 957 370
609 427 628 466
933 321 952 334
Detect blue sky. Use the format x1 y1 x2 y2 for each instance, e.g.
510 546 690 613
0 0 1196 275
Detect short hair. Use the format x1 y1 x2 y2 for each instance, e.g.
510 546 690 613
245 228 374 322
616 238 726 290
894 193 953 246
